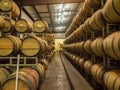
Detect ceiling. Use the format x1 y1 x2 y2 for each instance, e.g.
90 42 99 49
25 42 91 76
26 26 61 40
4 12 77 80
14 0 84 33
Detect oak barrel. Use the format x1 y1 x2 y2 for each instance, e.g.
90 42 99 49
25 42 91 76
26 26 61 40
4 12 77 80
0 16 5 30
91 64 105 84
86 0 101 7
0 68 10 86
21 36 46 56
21 68 39 89
82 0 92 15
104 69 120 90
83 39 93 54
78 58 85 69
0 35 21 56
91 37 105 56
89 9 105 31
84 60 93 75
33 20 49 33
15 19 32 33
1 69 39 90
102 0 120 23
103 31 120 60
0 0 13 11
0 0 20 18
74 25 85 39
2 19 15 32
44 33 54 43
11 1 20 18
41 59 49 70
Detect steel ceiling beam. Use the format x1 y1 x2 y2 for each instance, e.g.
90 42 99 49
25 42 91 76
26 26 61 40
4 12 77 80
14 0 84 6
38 10 78 13
33 5 42 20
49 23 70 27
22 7 35 21
47 4 55 32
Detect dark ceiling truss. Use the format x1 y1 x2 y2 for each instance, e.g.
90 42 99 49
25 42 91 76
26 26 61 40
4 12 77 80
33 5 42 20
14 0 84 6
47 4 55 32
38 11 49 13
22 7 35 21
49 23 71 27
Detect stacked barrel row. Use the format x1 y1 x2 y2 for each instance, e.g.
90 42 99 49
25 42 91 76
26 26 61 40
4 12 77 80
64 51 120 90
0 0 20 18
44 33 55 61
0 0 20 33
0 34 53 57
0 18 49 33
0 0 55 89
63 0 120 90
64 31 120 60
0 58 50 90
65 0 108 37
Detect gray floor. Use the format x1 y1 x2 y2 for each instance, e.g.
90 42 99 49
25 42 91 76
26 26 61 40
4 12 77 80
40 52 94 90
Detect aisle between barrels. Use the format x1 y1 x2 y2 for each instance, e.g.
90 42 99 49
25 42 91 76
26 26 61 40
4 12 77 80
40 52 94 90
40 52 71 90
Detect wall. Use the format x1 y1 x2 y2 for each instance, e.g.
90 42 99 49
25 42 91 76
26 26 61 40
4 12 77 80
55 39 65 52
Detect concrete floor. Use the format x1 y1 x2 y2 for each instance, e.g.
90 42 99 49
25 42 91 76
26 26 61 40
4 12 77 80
40 52 94 90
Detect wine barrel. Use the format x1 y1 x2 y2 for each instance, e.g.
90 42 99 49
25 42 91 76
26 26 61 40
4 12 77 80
74 25 85 39
74 14 83 26
78 7 85 20
83 18 91 33
41 59 49 70
37 63 45 79
0 16 5 30
71 55 76 63
72 17 79 29
1 69 38 90
78 41 84 53
0 68 10 86
65 25 73 37
11 1 20 18
104 69 120 90
74 56 80 65
21 68 39 89
33 20 48 33
91 37 105 56
89 9 105 31
83 39 93 54
91 64 105 84
2 19 15 32
15 19 32 33
84 60 93 75
78 58 85 69
46 44 54 51
0 35 21 56
0 0 20 18
46 53 53 60
74 56 79 64
33 63 45 84
82 0 92 15
103 31 120 60
74 43 80 52
102 0 120 23
86 0 101 7
21 36 45 56
0 0 13 11
44 34 54 43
